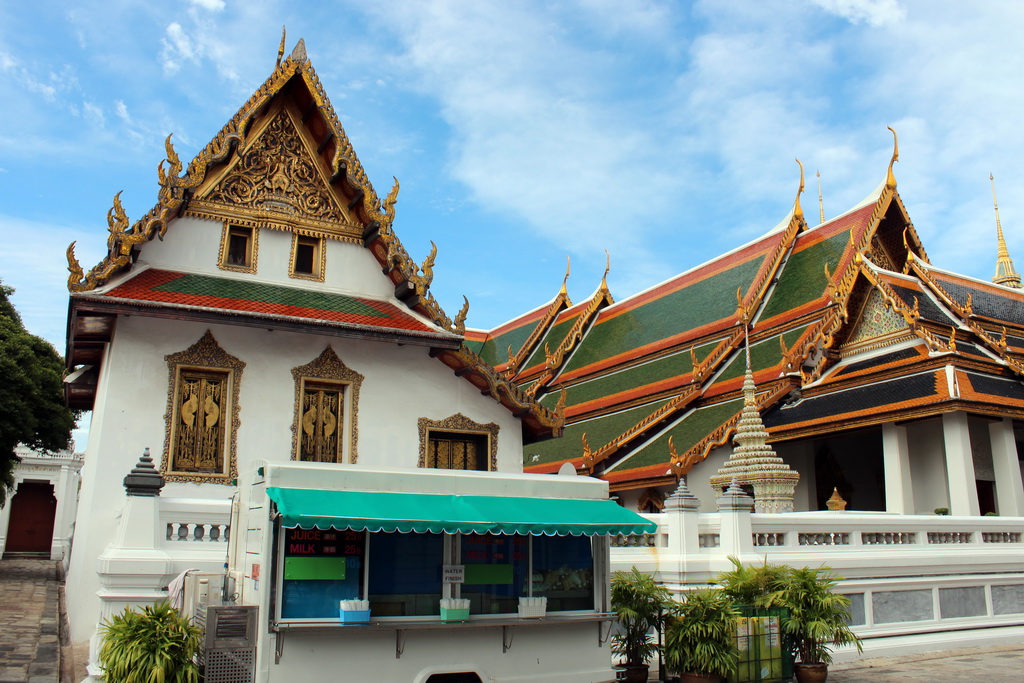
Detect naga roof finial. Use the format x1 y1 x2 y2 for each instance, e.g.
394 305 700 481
817 169 825 224
277 27 286 67
600 249 611 292
991 173 1022 288
886 126 899 190
559 254 570 297
793 159 805 225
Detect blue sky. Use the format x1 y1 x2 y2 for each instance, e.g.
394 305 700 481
3 0 1024 354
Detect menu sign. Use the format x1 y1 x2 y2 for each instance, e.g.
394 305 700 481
283 528 365 581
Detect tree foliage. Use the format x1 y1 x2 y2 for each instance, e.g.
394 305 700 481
0 281 77 506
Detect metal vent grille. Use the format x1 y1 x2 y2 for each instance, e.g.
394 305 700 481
203 605 257 649
204 649 256 683
199 606 257 683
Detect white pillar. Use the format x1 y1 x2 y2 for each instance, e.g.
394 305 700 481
942 412 980 516
882 422 915 514
989 418 1024 517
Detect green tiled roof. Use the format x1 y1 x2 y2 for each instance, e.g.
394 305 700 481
557 340 720 407
153 273 389 317
561 257 765 375
473 319 543 367
524 399 673 466
715 325 810 385
521 311 578 372
758 232 849 321
612 398 744 471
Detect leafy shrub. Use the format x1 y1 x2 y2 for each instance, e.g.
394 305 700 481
99 601 202 683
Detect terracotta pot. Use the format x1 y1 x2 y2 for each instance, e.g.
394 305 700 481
794 662 829 683
621 664 649 683
679 672 721 683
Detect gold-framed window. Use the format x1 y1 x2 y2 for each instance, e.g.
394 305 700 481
290 233 325 281
418 414 499 471
291 347 362 464
162 331 244 483
218 223 258 273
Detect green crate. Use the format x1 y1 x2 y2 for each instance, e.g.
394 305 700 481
728 606 793 683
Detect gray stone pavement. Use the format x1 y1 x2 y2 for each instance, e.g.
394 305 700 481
826 643 1024 682
0 558 60 683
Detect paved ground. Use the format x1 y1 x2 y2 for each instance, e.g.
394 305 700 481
0 558 60 683
827 643 1024 682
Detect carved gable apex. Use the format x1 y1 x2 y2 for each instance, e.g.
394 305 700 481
840 285 912 355
185 99 362 243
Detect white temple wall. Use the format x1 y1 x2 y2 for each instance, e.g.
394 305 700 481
134 216 396 300
64 314 523 642
906 418 950 514
691 447 731 512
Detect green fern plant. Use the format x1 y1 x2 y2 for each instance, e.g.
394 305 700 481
98 601 203 683
663 588 740 678
611 567 671 667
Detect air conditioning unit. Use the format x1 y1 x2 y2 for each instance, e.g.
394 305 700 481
181 572 231 622
197 605 258 683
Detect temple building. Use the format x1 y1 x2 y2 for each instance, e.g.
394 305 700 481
472 147 1024 521
61 40 653 683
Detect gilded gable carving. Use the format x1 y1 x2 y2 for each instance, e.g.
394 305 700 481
207 110 342 221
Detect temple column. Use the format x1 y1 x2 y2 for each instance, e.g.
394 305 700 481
989 418 1024 517
882 422 915 514
942 412 980 516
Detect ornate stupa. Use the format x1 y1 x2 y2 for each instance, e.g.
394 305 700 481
991 174 1021 289
709 329 799 512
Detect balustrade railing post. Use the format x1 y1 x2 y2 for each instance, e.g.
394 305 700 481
717 479 754 557
664 478 701 556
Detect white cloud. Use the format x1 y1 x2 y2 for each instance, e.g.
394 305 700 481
812 0 907 27
82 101 105 127
114 100 131 123
188 0 226 11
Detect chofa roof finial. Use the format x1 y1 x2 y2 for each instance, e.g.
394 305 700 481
794 159 805 225
886 126 899 190
276 27 286 67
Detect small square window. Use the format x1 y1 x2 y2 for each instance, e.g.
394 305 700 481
227 227 253 266
427 431 489 471
218 224 257 273
291 235 323 280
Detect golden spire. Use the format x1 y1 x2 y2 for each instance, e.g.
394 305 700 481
600 249 611 290
991 173 1022 288
817 170 825 224
793 159 805 224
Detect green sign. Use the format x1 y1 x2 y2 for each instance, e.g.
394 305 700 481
284 556 347 581
464 564 513 585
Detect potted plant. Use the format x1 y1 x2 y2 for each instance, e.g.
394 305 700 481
99 601 203 683
663 588 740 682
767 566 862 682
715 556 790 607
611 567 671 683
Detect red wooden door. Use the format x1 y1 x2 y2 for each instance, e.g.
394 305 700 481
5 481 57 553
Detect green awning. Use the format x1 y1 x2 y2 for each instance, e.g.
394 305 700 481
266 487 657 537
